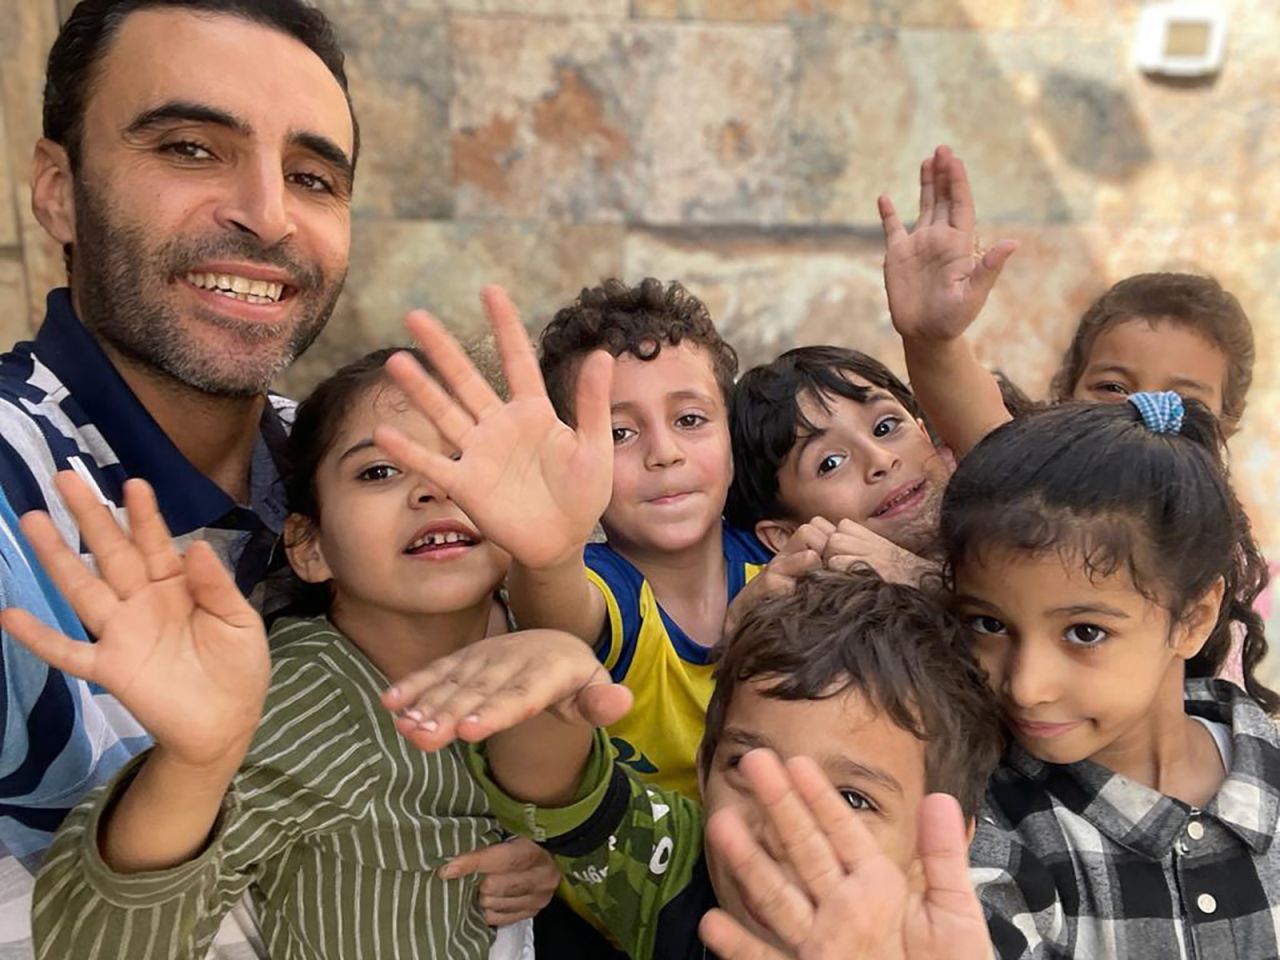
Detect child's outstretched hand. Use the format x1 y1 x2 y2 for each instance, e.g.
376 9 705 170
0 472 270 771
880 145 1017 344
698 750 993 960
375 286 614 571
723 519 833 638
382 629 633 753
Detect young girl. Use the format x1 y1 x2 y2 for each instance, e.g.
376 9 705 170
944 392 1280 960
12 348 552 960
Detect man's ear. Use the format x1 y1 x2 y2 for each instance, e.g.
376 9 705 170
1173 577 1226 661
31 138 76 246
754 518 797 554
284 514 333 584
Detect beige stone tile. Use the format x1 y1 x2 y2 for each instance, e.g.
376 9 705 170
332 11 452 218
632 0 1113 27
450 18 794 224
0 252 30 344
624 225 904 375
277 219 625 396
1231 388 1280 559
0 93 15 248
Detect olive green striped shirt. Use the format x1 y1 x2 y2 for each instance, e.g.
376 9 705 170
32 616 501 960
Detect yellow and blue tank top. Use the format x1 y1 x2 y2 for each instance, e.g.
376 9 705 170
584 522 771 801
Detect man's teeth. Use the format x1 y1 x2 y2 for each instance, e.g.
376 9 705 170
407 531 474 550
185 272 284 304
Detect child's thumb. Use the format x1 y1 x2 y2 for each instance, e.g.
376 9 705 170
972 239 1018 301
577 682 633 728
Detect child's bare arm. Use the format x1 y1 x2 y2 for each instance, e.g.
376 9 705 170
374 287 610 643
382 629 632 806
880 146 1018 457
1 472 269 873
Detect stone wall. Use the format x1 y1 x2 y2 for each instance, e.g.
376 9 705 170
1 0 1277 554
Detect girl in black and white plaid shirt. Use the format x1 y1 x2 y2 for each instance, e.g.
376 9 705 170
941 392 1280 960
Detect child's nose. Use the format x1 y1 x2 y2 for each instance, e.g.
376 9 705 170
410 474 449 504
862 441 900 481
644 429 684 469
1006 640 1060 709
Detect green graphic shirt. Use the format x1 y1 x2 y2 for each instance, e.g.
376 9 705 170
469 730 719 960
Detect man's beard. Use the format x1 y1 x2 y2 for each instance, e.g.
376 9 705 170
70 177 344 398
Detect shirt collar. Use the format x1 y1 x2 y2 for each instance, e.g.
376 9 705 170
1003 679 1280 859
36 288 288 534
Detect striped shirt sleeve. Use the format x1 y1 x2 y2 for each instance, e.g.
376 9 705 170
32 657 384 960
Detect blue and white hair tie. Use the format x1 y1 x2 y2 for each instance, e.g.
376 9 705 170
1128 391 1184 434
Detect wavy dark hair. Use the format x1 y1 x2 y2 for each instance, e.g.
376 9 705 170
538 277 736 425
941 399 1277 713
702 569 1003 818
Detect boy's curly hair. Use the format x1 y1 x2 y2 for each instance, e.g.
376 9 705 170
701 569 1003 819
538 278 737 424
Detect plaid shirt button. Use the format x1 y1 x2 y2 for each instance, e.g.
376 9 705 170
1187 820 1206 841
1197 893 1218 915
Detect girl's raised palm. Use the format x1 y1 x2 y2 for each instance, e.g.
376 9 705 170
880 145 1017 344
375 286 614 571
1 472 270 771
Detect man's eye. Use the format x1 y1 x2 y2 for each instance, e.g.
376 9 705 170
840 789 875 811
1065 623 1108 646
817 453 845 476
357 464 399 482
612 426 636 445
969 615 1007 636
290 171 334 194
873 416 902 438
163 140 215 160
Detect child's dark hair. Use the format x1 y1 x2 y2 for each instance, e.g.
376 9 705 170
282 347 432 614
701 569 1002 818
992 369 1037 420
538 277 737 425
725 346 921 530
940 399 1278 713
1050 273 1253 426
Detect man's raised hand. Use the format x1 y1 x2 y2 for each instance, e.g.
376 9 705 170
375 286 614 571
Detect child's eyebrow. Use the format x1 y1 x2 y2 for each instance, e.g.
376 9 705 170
1046 603 1131 619
610 389 716 412
824 756 903 795
336 438 376 463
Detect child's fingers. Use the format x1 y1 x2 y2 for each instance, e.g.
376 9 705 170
918 153 936 225
572 349 616 457
52 471 149 599
917 793 983 918
122 479 183 583
943 150 976 233
443 837 547 881
383 347 477 450
403 309 506 423
738 750 846 904
398 658 529 735
1 607 100 684
570 680 633 728
970 238 1019 303
785 755 883 876
878 194 907 244
371 424 460 493
19 511 119 636
770 549 822 581
698 909 789 960
782 521 830 556
480 286 545 402
930 146 952 225
704 807 814 950
184 542 262 630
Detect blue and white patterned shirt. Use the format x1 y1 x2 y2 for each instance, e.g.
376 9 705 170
0 288 291 958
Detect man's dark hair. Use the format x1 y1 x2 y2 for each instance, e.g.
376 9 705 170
726 346 922 530
701 569 1002 819
538 277 737 425
44 0 360 171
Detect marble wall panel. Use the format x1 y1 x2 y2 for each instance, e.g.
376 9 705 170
0 254 27 346
279 219 625 394
631 0 1114 29
0 94 16 248
449 17 794 224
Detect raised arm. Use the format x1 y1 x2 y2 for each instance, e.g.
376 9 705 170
880 146 1017 457
1 472 269 874
374 287 612 643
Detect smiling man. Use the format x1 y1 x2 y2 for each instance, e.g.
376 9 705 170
0 2 355 956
